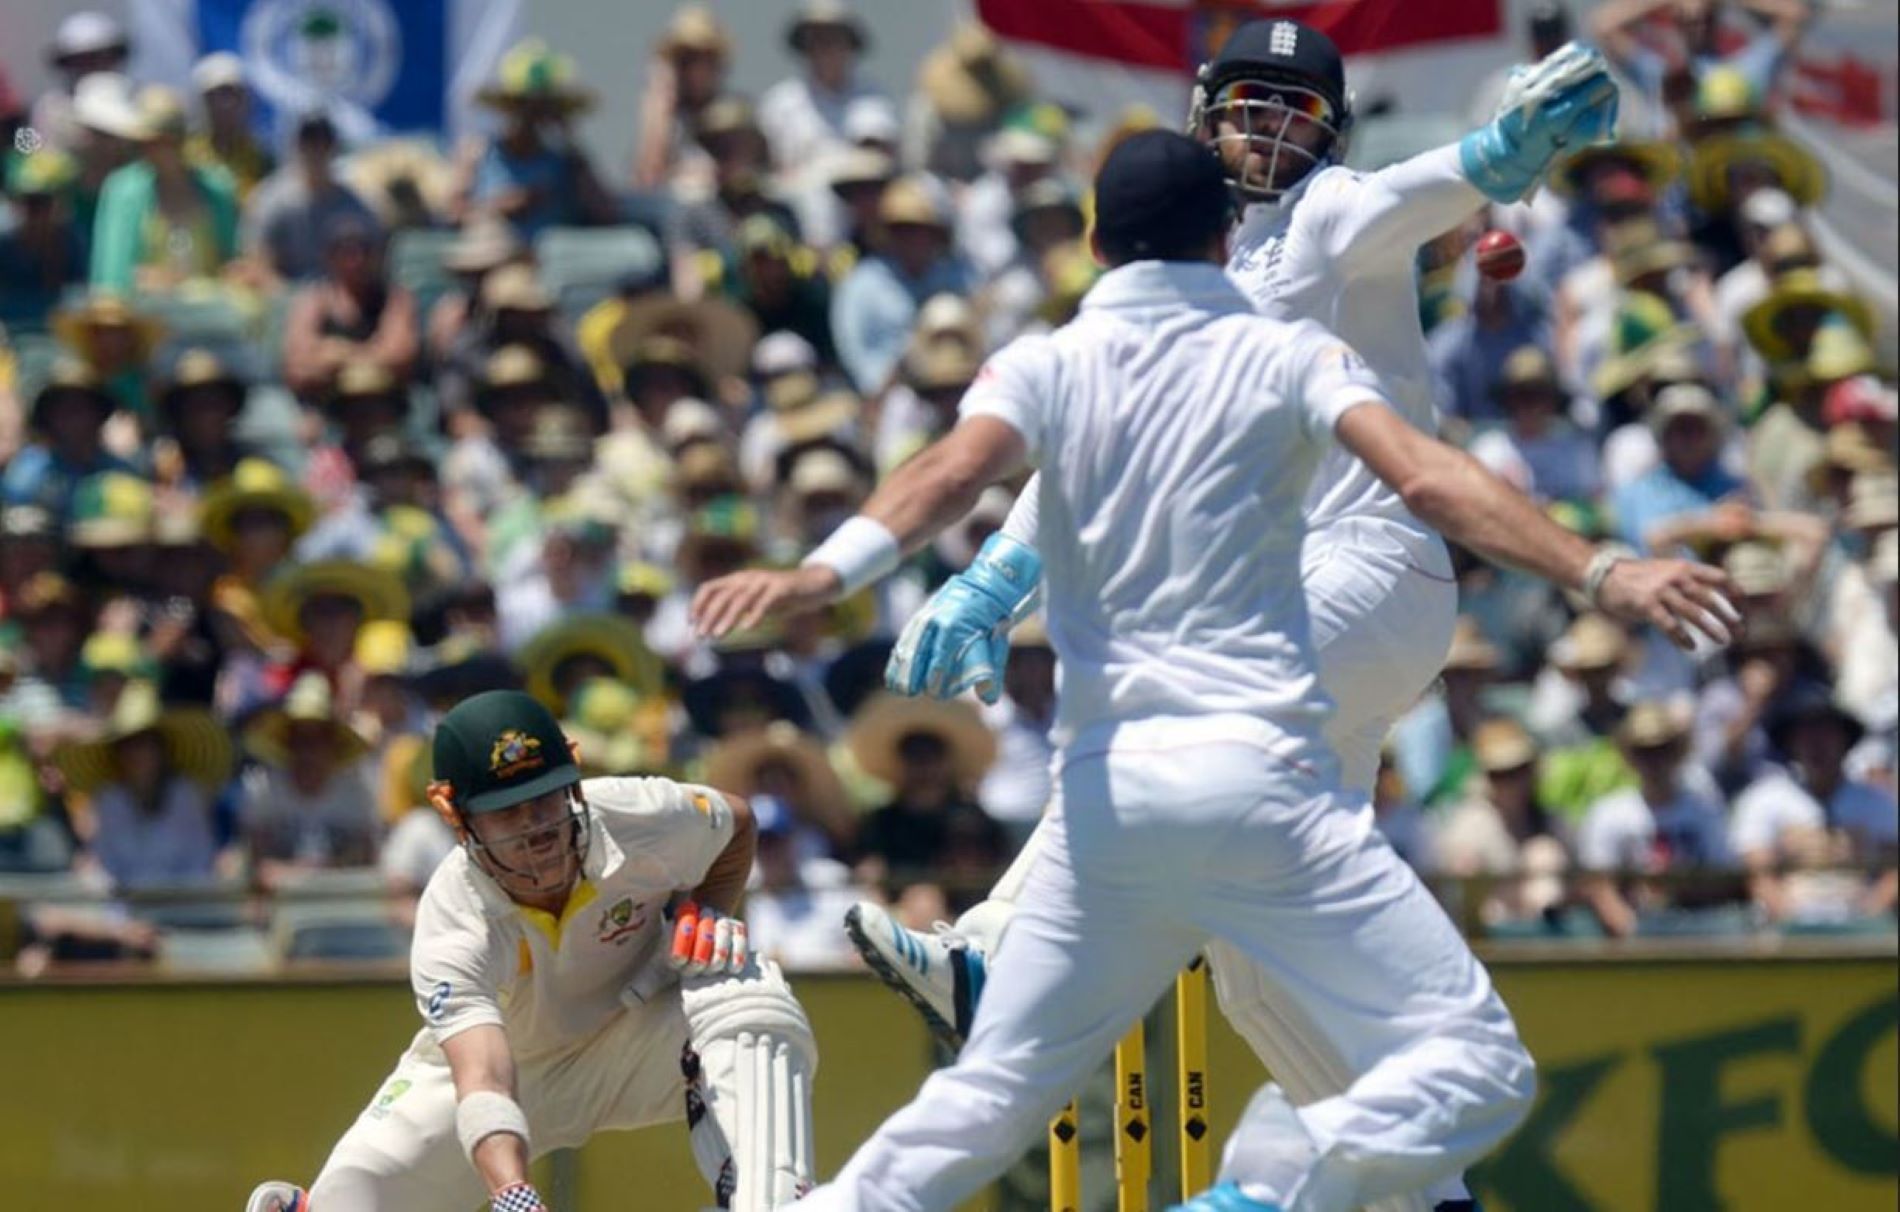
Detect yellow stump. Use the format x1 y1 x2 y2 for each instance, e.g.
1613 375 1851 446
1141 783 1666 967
1176 957 1211 1198
1049 1099 1082 1212
1114 1022 1152 1212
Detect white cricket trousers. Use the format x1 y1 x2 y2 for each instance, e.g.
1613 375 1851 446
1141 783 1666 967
801 718 1533 1212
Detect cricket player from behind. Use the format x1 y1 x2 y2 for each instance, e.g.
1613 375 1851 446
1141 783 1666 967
245 689 816 1212
851 21 1624 1211
690 129 1737 1211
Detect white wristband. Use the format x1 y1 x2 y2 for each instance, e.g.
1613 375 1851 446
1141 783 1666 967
457 1090 531 1162
1583 544 1635 607
803 516 900 597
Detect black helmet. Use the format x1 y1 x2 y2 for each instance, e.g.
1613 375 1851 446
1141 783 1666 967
1189 19 1355 203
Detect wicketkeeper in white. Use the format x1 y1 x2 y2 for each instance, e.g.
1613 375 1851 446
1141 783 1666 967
845 22 1631 1212
244 689 817 1212
691 128 1737 1211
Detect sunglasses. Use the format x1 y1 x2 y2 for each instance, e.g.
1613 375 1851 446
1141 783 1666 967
1211 80 1338 128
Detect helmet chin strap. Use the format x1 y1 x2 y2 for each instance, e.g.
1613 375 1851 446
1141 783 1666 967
462 789 594 901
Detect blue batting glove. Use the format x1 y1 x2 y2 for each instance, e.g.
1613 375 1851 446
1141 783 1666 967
1461 42 1620 204
886 533 1043 704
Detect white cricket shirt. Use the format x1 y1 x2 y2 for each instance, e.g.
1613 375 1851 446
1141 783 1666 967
1227 146 1484 538
960 260 1388 743
409 776 733 1061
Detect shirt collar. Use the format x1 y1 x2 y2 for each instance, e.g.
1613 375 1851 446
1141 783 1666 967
1079 260 1253 317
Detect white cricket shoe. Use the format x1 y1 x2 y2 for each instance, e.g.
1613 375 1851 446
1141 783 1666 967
245 1181 309 1212
844 901 987 1049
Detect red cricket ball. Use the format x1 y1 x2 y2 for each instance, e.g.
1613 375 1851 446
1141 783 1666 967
1474 229 1526 282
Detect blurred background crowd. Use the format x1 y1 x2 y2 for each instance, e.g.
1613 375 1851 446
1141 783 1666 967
0 0 1891 977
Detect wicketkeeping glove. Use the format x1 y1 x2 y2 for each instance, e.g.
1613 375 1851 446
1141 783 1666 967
1460 41 1620 204
886 532 1043 704
668 900 750 978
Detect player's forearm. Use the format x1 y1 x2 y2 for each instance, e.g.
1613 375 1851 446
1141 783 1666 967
691 794 757 914
472 1131 533 1191
1397 444 1594 590
862 420 1025 556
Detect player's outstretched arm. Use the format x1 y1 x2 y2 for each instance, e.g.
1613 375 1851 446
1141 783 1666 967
691 417 1029 639
442 1025 551 1211
1335 402 1740 650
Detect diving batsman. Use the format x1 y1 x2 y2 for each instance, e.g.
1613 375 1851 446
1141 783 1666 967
246 690 817 1212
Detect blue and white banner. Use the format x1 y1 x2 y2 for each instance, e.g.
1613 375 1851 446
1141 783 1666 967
130 0 521 143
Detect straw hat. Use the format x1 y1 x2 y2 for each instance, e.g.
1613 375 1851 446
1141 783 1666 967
1688 130 1826 214
246 672 370 768
51 293 162 364
131 84 188 143
29 357 116 431
659 398 728 451
522 406 597 463
1494 345 1560 398
788 447 867 500
847 693 997 788
609 295 760 383
261 559 411 645
1442 617 1501 673
476 39 595 114
191 51 246 95
1472 718 1538 774
327 357 406 412
481 263 554 314
786 1 870 55
917 23 1032 127
561 678 654 776
878 176 951 230
158 348 247 423
1647 382 1727 435
1592 292 1698 400
1741 271 1874 365
443 215 523 274
776 391 860 448
71 72 143 141
517 614 664 714
1552 141 1681 199
658 6 731 60
676 497 763 581
675 443 744 496
476 344 553 411
1607 221 1698 288
705 720 848 817
617 561 678 602
1550 613 1628 672
1804 319 1878 387
1617 700 1691 751
68 472 154 549
354 619 414 678
200 458 317 552
1722 542 1790 597
1844 471 1899 532
47 12 129 67
829 146 898 194
53 681 233 795
905 342 980 394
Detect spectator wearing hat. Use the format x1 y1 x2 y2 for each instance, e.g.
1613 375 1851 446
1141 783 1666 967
663 98 801 292
0 150 88 332
200 459 318 657
826 145 899 271
1685 121 1828 274
243 112 380 283
495 489 627 650
240 671 381 886
1731 685 1897 924
2 359 133 520
1427 256 1554 426
832 175 975 395
0 506 62 617
1468 346 1600 505
877 339 979 473
55 680 234 890
152 348 250 492
957 105 1068 281
1433 717 1573 928
707 720 857 860
708 219 837 366
1693 610 1826 794
31 12 132 154
50 291 165 432
437 264 604 425
1530 141 1682 297
914 23 1037 184
261 557 410 705
776 445 870 555
1849 532 1899 794
11 572 94 712
185 53 273 201
1614 382 1749 553
456 39 618 239
760 2 888 183
633 6 733 192
743 792 867 970
1747 310 1878 513
65 471 157 619
984 175 1088 345
1594 0 1811 138
1575 701 1733 936
425 215 523 366
1710 208 1839 373
282 217 419 402
606 294 756 430
90 85 240 293
1391 617 1506 808
64 72 143 241
1529 613 1635 746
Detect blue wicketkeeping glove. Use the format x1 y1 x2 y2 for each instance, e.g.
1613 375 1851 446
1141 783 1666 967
1460 42 1621 204
885 533 1043 704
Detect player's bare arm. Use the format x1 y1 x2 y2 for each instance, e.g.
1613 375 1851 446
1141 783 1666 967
690 792 757 913
442 1025 534 1197
1334 401 1742 650
691 417 1028 638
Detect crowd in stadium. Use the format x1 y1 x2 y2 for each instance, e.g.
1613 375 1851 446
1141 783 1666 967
0 0 1892 974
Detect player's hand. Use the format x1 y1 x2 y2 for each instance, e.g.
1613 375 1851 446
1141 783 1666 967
1595 558 1742 651
886 533 1042 704
668 900 750 978
691 565 841 640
